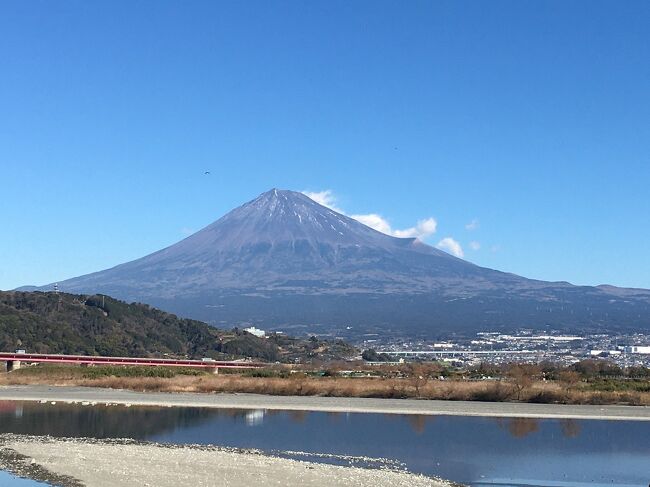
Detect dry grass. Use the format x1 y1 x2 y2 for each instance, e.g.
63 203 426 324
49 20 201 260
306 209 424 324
2 366 650 406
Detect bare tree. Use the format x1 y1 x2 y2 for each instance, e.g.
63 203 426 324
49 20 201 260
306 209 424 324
507 364 539 401
558 370 581 398
407 363 429 397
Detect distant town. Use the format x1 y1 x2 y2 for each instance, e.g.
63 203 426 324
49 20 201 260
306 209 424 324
356 330 650 368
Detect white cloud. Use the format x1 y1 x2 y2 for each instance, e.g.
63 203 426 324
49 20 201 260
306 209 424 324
393 217 438 239
304 190 438 241
180 227 195 236
302 190 344 213
437 237 464 258
465 219 479 231
469 241 481 251
349 213 393 235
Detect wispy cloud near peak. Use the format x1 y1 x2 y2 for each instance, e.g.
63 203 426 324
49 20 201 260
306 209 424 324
437 237 464 257
303 190 438 241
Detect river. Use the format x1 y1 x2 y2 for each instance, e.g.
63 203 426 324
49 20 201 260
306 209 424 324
0 401 648 486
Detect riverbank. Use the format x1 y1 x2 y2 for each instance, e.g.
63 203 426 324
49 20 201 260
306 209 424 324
3 366 650 407
0 434 450 487
1 385 649 421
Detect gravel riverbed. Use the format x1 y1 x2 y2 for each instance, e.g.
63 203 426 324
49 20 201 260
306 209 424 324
0 434 455 487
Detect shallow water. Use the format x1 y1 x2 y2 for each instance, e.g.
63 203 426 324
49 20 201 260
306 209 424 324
0 470 48 486
0 401 648 486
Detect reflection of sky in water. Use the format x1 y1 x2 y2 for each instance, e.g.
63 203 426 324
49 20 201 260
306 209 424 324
0 471 48 487
149 412 650 487
475 481 642 487
469 452 649 487
0 401 649 487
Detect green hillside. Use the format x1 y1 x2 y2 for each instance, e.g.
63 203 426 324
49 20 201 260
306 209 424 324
0 291 357 362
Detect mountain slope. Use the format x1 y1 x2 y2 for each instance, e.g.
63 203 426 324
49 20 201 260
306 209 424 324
26 189 650 335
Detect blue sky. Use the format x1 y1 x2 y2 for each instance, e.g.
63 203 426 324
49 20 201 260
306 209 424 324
1 0 649 290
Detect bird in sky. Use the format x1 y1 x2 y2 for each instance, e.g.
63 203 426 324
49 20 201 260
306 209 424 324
204 171 210 175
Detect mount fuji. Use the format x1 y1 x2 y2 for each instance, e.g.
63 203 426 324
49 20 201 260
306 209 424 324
25 189 650 336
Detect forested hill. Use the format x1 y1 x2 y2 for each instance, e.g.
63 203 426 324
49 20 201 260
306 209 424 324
0 291 357 362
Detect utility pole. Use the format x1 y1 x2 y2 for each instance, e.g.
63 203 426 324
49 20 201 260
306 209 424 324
54 283 61 311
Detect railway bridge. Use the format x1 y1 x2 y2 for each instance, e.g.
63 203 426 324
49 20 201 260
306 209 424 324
0 352 265 374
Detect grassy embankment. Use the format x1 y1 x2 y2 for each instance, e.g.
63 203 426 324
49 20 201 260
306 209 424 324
2 363 650 406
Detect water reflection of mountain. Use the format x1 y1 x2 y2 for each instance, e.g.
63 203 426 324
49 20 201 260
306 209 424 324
0 402 245 439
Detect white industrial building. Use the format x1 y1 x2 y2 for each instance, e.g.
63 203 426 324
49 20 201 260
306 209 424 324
624 346 650 354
